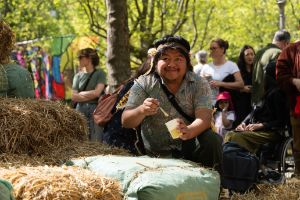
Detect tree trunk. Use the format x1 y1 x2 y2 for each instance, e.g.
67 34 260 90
106 0 131 88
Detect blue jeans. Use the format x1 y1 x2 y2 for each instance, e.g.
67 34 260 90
76 102 104 142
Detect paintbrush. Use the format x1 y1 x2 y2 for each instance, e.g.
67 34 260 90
134 80 169 117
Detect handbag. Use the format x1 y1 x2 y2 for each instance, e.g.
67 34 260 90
93 85 124 126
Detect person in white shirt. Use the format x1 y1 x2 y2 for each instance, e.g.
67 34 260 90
194 50 208 76
200 38 244 104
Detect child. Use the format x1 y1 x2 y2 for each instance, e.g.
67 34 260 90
213 91 235 138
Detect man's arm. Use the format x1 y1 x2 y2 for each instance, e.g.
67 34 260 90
122 98 160 128
72 83 105 102
179 108 212 140
276 44 296 94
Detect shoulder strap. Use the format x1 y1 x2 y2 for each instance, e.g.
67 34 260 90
79 69 97 92
154 73 194 123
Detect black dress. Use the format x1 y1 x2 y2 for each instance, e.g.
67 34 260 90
232 71 252 128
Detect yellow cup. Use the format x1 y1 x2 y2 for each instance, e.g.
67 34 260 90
165 119 182 139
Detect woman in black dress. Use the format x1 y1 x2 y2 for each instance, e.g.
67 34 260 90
232 45 255 128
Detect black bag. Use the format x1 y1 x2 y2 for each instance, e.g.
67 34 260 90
221 142 259 193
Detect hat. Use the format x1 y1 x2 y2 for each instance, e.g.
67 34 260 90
216 91 231 101
216 91 234 110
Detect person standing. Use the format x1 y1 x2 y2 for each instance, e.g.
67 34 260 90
200 38 244 105
0 20 34 98
122 35 222 172
252 30 290 105
194 50 208 76
72 48 107 141
232 45 255 127
276 41 300 178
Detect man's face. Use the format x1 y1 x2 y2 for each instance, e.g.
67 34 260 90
157 49 187 83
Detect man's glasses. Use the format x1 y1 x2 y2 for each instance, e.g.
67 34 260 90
209 46 220 51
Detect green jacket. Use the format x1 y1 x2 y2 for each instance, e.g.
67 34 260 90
252 43 281 104
0 63 35 98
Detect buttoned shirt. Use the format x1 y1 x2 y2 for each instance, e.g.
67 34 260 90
125 71 212 157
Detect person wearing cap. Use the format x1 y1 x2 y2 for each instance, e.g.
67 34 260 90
122 35 222 172
200 38 244 105
224 61 289 154
252 30 291 105
72 48 107 141
213 91 235 138
0 20 34 98
276 41 300 178
194 50 208 76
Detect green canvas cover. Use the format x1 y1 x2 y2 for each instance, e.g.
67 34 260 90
69 155 220 200
51 36 75 56
0 179 15 200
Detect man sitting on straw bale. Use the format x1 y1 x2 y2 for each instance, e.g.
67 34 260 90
122 35 222 173
0 20 34 98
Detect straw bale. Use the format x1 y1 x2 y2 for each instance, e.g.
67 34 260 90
0 166 122 200
231 179 300 200
0 98 88 154
0 141 131 168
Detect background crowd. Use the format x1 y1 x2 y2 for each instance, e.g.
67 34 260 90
1 18 300 179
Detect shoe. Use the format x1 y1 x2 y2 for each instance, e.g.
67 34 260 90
258 170 285 184
291 173 300 179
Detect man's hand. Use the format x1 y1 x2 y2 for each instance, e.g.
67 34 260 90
176 118 193 140
240 85 252 93
139 98 160 116
293 78 300 92
244 123 264 131
235 123 246 131
209 80 222 88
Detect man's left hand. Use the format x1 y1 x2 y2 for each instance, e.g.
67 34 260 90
244 123 264 131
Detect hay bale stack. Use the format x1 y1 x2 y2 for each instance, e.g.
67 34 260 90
0 166 122 200
0 141 131 168
0 98 88 154
231 179 300 200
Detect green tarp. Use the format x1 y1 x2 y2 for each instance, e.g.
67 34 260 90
0 179 14 200
69 155 220 200
51 35 75 56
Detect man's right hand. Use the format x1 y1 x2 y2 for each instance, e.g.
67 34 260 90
139 98 160 116
235 123 246 131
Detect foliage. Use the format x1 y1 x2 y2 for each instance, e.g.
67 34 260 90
2 0 300 66
0 0 90 40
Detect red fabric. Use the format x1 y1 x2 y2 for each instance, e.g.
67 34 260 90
294 95 300 118
52 80 65 100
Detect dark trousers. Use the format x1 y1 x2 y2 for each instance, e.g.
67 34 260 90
291 116 300 174
182 129 223 173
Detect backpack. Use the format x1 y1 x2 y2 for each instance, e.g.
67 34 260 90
93 85 123 126
221 142 259 193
